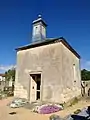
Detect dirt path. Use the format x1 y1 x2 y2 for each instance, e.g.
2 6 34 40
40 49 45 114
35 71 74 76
0 97 90 120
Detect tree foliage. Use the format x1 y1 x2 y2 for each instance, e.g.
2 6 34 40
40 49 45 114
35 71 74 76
5 68 15 81
81 69 90 81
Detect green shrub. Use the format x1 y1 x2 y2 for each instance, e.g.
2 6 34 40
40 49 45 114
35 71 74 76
70 97 78 106
74 109 81 114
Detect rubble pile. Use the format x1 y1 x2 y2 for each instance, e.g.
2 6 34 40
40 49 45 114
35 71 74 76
63 106 90 120
49 106 90 120
50 114 62 120
8 98 28 108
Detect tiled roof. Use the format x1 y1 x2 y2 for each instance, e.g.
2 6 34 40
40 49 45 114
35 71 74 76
0 74 5 77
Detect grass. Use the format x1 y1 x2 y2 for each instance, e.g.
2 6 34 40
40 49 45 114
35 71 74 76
64 97 79 108
70 97 79 106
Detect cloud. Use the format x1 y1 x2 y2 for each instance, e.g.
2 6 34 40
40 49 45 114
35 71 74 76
0 65 16 72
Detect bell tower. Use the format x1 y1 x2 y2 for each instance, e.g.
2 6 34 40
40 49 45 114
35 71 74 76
32 15 47 42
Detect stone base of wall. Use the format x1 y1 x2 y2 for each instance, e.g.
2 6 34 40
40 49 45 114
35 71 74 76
14 82 81 104
61 88 81 103
14 82 28 99
42 86 81 103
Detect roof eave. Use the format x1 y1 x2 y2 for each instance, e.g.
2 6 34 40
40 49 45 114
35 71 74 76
15 37 81 59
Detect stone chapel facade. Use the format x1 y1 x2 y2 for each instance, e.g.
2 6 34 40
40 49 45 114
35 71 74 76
14 15 81 103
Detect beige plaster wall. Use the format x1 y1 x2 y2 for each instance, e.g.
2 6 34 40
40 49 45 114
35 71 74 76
14 42 81 103
60 43 81 102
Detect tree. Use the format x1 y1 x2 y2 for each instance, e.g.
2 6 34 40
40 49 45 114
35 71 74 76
5 68 15 82
5 68 15 92
81 69 90 81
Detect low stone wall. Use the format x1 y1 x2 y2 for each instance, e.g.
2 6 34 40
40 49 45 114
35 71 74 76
81 80 90 97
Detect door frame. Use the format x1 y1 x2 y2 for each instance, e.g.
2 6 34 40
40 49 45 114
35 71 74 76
29 71 42 103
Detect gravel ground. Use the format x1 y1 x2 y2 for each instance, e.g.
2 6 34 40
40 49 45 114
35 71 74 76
0 97 90 120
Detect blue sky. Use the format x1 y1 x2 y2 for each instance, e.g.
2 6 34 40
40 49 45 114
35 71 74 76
0 0 90 72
